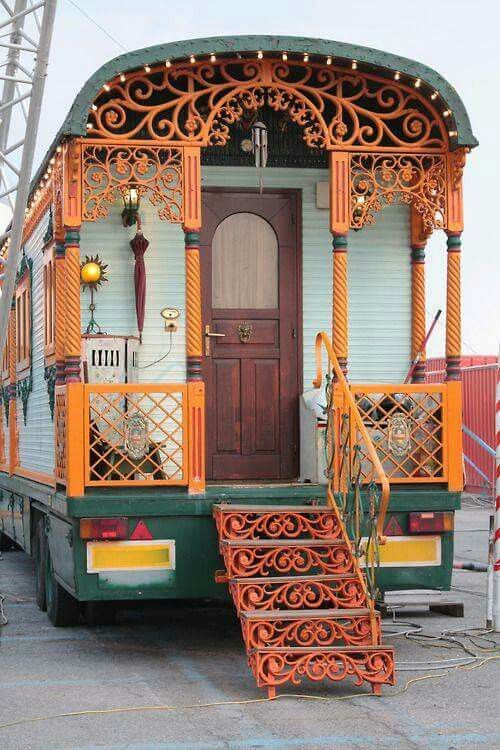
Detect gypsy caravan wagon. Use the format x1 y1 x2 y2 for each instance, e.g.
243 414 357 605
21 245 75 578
0 36 476 697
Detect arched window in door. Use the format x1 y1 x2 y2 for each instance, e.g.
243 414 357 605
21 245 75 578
212 212 278 309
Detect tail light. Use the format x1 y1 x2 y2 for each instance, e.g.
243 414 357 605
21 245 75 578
408 511 454 534
80 517 128 540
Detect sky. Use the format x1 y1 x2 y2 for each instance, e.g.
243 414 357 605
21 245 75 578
1 0 498 356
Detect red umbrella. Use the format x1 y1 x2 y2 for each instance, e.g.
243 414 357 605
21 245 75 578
130 229 149 343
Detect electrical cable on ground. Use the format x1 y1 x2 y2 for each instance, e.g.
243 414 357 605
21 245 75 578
0 656 498 731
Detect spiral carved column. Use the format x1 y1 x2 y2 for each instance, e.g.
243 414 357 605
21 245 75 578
55 242 67 386
445 232 462 381
64 229 81 383
411 245 426 382
185 231 203 381
332 234 348 376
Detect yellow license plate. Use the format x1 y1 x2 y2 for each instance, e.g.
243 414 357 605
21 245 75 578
87 540 175 573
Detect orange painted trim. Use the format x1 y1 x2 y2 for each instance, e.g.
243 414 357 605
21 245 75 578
187 381 205 494
329 152 350 234
445 380 464 491
63 139 82 227
13 466 56 488
182 147 201 231
66 382 85 497
446 149 465 233
22 183 52 245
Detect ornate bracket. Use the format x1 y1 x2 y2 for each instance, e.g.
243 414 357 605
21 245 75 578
44 364 56 420
17 375 32 425
349 152 447 231
82 143 184 223
0 385 10 426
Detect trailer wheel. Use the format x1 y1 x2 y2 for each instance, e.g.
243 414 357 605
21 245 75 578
0 530 14 551
45 544 80 626
33 518 47 611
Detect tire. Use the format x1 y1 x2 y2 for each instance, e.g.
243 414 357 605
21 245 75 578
33 517 47 611
83 601 117 626
0 531 13 551
45 544 80 626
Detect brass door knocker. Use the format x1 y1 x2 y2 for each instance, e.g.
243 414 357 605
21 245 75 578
237 324 253 343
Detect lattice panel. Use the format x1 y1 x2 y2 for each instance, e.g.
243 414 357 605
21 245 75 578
86 388 186 485
352 389 445 482
55 388 67 482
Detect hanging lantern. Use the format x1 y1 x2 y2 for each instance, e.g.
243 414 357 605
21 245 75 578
121 185 141 227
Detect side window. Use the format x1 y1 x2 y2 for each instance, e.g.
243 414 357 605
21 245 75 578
43 245 56 360
15 271 31 376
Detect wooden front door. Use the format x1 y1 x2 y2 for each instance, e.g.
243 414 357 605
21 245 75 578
201 190 300 481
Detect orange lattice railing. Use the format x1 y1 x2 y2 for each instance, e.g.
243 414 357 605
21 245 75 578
84 384 187 486
350 384 462 486
54 382 205 495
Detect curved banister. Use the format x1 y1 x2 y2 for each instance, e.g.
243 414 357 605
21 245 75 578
314 331 390 545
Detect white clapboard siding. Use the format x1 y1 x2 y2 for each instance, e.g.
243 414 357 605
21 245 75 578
80 200 186 382
17 210 55 475
348 203 411 383
79 168 411 387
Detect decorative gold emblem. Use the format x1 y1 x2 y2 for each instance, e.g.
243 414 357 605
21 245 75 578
237 324 253 343
387 413 411 458
124 413 148 460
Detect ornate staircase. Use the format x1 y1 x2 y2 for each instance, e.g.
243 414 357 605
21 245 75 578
213 503 395 698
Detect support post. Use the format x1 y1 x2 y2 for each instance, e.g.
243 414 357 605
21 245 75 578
445 232 462 381
410 208 428 383
187 380 205 494
65 382 84 497
54 241 66 386
184 230 202 381
64 229 81 383
332 234 348 376
494 357 500 632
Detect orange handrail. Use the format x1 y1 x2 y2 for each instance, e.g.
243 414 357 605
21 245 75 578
313 331 390 545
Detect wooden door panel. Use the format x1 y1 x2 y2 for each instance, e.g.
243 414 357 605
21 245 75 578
214 359 241 453
201 190 300 481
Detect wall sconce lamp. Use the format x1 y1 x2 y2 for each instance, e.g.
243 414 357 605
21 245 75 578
121 185 141 227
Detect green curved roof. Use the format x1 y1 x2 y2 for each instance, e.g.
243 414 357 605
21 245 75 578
29 35 477 197
61 34 477 148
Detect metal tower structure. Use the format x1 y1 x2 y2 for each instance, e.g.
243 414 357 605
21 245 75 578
0 0 57 355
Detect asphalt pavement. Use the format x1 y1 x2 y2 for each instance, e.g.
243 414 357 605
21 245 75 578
0 501 499 750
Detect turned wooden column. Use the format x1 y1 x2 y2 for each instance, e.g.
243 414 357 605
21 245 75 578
54 241 66 386
332 233 349 376
445 231 462 381
410 242 427 383
64 229 81 383
184 230 202 381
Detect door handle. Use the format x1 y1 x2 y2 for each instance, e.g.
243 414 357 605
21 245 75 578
205 325 226 356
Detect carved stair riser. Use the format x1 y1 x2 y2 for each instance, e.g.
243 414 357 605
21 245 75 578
242 614 379 650
230 577 368 612
214 508 342 541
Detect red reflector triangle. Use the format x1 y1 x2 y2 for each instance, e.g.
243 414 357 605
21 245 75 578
130 520 153 540
384 516 404 537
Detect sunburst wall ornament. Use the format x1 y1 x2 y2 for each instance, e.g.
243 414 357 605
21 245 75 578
80 254 108 333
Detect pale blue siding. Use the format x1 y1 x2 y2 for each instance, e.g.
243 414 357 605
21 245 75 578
79 167 411 387
17 210 55 475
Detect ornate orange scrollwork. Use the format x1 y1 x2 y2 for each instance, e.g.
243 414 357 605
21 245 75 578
82 143 183 222
88 58 447 152
350 152 447 230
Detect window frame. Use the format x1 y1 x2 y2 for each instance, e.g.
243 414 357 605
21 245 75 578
15 267 31 378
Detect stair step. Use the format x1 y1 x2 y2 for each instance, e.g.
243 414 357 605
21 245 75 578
248 645 395 697
241 607 371 620
221 539 354 579
213 504 341 541
214 504 330 511
241 608 378 649
230 574 368 612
